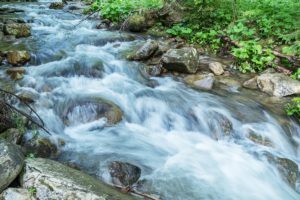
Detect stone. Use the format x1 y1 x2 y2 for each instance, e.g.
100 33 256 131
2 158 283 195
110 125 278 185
0 102 16 133
0 188 34 200
257 73 300 97
132 40 158 60
6 67 26 80
20 158 135 200
61 99 123 126
0 128 23 145
184 73 215 90
145 65 163 76
161 47 200 74
3 24 30 38
108 161 141 187
0 140 24 193
247 132 273 147
22 136 58 158
209 62 224 75
7 51 30 66
126 15 146 32
49 2 64 9
243 76 258 89
207 111 233 138
16 89 39 103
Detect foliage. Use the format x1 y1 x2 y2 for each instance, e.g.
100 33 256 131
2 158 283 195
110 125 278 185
27 187 37 197
12 113 26 135
285 98 300 119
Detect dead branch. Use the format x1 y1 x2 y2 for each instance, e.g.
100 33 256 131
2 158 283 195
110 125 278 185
112 184 159 200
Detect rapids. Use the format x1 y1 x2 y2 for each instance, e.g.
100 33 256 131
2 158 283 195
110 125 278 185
1 1 300 199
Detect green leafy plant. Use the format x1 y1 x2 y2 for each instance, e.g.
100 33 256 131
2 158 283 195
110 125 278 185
27 187 37 197
166 24 193 39
285 98 300 118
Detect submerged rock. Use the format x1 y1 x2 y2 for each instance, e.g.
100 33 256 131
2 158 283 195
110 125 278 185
207 111 233 139
22 136 58 158
184 73 215 90
0 140 24 193
49 2 64 9
108 161 141 187
257 73 300 97
208 62 224 75
161 47 200 73
16 89 40 103
6 67 26 80
20 158 135 200
7 51 30 66
131 40 158 60
126 15 146 32
0 188 34 200
144 65 163 76
3 24 30 38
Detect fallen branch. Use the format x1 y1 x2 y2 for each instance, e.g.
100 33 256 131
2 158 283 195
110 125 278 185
112 184 159 200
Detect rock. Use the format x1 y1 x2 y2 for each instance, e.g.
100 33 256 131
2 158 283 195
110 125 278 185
161 47 200 74
247 132 273 147
16 89 39 103
108 161 141 187
132 40 158 60
158 2 183 27
257 73 300 97
61 100 123 126
217 76 241 89
126 15 146 32
0 188 34 200
6 67 26 80
0 128 23 145
184 73 215 90
3 24 30 38
145 65 163 76
0 102 16 133
267 155 299 188
20 158 135 200
209 62 224 75
243 76 258 89
7 51 30 66
0 31 4 41
22 136 58 158
0 140 24 193
49 2 64 9
207 111 233 138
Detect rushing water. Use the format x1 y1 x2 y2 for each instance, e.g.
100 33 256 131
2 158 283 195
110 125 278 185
1 1 300 200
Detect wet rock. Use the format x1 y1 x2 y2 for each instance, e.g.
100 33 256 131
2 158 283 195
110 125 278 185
243 76 258 89
49 2 64 9
145 65 163 76
0 128 23 145
132 40 158 60
0 51 4 64
0 8 24 14
126 15 146 32
7 51 30 66
16 89 39 103
184 73 215 90
246 131 273 147
257 73 300 97
108 161 141 187
209 62 224 75
0 188 34 200
20 158 135 200
6 67 26 80
22 136 58 158
0 102 16 133
217 76 241 89
267 155 299 188
3 24 30 38
62 100 123 126
0 140 24 193
208 111 233 138
161 47 200 74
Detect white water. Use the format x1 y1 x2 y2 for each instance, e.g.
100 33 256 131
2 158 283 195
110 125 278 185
2 1 300 199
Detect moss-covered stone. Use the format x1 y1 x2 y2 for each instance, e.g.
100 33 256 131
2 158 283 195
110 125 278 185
126 15 146 32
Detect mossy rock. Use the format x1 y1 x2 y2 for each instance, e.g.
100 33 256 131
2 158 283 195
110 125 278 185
126 15 146 32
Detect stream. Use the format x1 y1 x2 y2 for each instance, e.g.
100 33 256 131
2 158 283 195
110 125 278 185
1 1 300 200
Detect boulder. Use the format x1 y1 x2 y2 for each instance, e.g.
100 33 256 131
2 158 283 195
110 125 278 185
0 140 24 193
132 40 158 60
126 15 146 32
49 2 64 9
108 161 141 187
22 136 58 158
3 24 30 38
0 188 34 200
145 65 163 76
243 76 258 89
20 158 135 200
61 100 123 126
207 111 233 138
161 47 200 74
6 67 26 80
16 89 39 103
208 62 224 75
184 73 215 90
257 73 300 97
0 128 23 145
7 51 30 66
0 102 16 133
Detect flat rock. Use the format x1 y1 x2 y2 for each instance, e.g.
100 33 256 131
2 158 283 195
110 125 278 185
209 62 224 75
184 73 215 90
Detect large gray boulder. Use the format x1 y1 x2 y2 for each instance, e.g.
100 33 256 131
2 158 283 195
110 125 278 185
0 140 25 193
0 188 34 200
257 73 300 97
161 47 200 73
20 158 135 200
131 40 158 60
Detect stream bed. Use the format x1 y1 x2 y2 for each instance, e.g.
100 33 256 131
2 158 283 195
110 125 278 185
1 1 300 200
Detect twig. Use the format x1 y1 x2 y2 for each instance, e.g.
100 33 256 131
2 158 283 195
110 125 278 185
112 184 159 200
